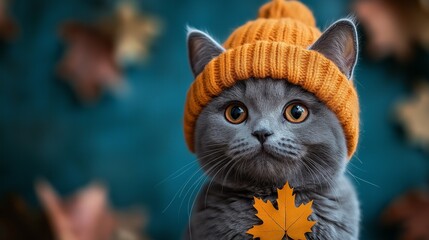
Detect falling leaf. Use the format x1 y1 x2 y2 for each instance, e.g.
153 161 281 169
58 22 124 103
355 0 429 60
382 190 429 240
57 2 161 103
0 194 53 239
36 180 149 240
0 0 18 40
100 1 161 65
395 81 429 151
247 182 316 240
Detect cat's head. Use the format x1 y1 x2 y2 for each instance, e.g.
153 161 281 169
187 19 358 189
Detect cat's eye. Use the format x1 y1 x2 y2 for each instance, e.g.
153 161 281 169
225 102 248 124
284 102 309 123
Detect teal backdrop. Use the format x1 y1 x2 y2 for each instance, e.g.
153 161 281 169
1 0 428 239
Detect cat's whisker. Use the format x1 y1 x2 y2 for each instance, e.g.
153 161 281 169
233 157 248 184
351 155 363 164
162 154 225 214
181 158 224 211
305 157 340 199
348 170 361 186
348 162 367 173
302 154 323 184
203 142 228 148
201 158 230 209
198 149 225 158
346 170 380 188
178 154 225 198
184 173 208 219
157 147 225 188
161 167 203 214
187 157 231 238
301 159 322 186
305 156 343 203
155 161 196 187
221 155 246 193
186 158 228 222
186 174 208 213
204 157 235 208
186 174 209 240
186 157 230 240
305 156 333 183
181 158 225 212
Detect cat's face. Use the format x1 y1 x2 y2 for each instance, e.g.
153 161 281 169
187 19 358 188
194 78 347 188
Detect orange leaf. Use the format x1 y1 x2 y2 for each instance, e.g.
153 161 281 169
247 182 316 240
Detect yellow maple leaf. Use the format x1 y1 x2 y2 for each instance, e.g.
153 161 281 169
247 182 316 240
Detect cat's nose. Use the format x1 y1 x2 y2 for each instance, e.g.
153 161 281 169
252 129 273 144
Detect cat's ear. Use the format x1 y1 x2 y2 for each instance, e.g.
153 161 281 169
187 27 224 78
310 19 358 79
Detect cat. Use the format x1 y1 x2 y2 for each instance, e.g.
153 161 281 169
184 18 360 240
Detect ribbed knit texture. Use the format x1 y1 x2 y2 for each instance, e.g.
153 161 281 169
184 0 360 158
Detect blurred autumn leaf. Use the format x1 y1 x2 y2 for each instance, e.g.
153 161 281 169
382 190 429 240
355 0 429 60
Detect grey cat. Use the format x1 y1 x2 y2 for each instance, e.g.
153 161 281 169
185 19 360 240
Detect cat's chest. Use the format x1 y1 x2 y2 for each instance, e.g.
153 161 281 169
197 187 319 230
191 183 358 240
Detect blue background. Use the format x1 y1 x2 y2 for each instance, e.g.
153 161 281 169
1 0 428 239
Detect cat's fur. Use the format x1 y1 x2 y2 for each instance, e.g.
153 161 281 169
185 19 360 240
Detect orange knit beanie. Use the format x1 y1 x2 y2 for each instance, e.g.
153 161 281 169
184 0 360 158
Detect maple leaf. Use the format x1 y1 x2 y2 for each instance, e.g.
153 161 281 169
57 3 161 103
247 182 316 240
382 190 429 240
36 180 149 240
100 1 161 65
354 0 429 60
58 22 123 103
0 0 18 41
396 82 429 151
